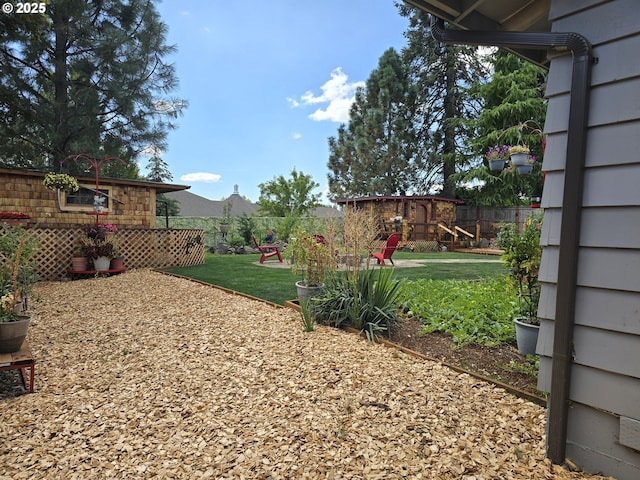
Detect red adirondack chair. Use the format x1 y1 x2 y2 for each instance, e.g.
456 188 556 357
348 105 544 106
252 234 283 264
370 233 400 266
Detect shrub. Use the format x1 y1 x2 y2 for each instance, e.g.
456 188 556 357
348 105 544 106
237 214 257 245
312 268 402 341
496 212 542 324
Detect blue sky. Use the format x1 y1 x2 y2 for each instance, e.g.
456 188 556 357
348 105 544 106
150 1 410 203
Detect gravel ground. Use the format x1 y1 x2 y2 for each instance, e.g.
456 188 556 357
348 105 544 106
0 270 613 479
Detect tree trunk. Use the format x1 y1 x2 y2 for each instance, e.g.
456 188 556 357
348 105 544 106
52 9 69 167
441 47 457 198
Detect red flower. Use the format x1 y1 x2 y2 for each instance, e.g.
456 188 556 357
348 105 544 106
0 212 30 219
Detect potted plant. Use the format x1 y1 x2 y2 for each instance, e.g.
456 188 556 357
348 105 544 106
0 212 30 228
81 239 116 271
496 212 542 355
286 227 334 304
42 172 79 193
514 154 536 175
508 144 531 166
71 247 88 271
0 225 40 353
486 145 510 171
82 224 118 271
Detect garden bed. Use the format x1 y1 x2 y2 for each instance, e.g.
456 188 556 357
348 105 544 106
0 270 610 479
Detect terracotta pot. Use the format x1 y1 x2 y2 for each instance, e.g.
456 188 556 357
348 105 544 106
0 315 31 353
71 256 88 271
110 257 124 270
1 219 28 227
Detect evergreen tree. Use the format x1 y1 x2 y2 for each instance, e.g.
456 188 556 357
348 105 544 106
0 0 185 175
146 154 173 183
327 48 418 199
454 50 547 206
399 6 488 198
145 152 179 216
257 169 321 217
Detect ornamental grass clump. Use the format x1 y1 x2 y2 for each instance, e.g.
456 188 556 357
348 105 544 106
496 212 542 325
311 268 402 341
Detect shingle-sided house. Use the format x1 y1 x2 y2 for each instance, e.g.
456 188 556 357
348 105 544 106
0 168 203 280
406 1 640 478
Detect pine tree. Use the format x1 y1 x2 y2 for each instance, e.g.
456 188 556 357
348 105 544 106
327 48 418 199
399 6 489 198
0 0 185 175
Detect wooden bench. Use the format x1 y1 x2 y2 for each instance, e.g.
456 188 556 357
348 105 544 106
0 342 35 393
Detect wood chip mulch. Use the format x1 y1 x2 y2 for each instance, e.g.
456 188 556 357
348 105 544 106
0 270 613 479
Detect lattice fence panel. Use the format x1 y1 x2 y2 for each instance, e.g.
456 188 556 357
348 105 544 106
29 228 204 280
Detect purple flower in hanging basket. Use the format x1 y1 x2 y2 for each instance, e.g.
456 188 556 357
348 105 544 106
485 145 510 161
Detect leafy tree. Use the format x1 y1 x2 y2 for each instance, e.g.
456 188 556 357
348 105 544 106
257 169 321 217
454 50 547 205
398 6 489 198
0 0 185 175
327 48 419 199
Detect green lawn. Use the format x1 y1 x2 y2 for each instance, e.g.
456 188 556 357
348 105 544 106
166 251 508 306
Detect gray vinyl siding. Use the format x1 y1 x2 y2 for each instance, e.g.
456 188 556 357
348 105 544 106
566 403 640 480
539 0 640 476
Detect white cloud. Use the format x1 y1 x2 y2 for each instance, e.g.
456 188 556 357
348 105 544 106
291 67 364 123
292 132 302 140
180 172 222 183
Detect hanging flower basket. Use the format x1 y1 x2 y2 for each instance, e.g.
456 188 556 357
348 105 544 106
516 164 533 175
508 145 530 166
42 173 79 193
488 159 506 171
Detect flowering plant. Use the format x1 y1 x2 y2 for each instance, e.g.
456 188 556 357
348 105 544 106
85 223 117 241
286 229 334 287
42 172 79 193
81 240 116 259
0 212 30 220
508 144 530 155
526 155 537 164
485 145 510 161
